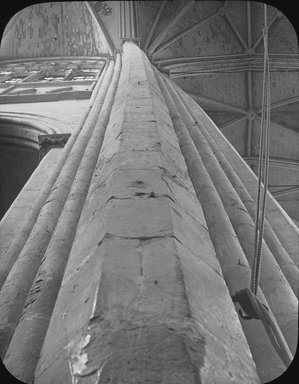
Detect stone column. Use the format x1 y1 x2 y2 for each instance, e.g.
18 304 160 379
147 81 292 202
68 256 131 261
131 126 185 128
153 68 297 382
30 42 259 383
0 148 63 262
3 42 296 383
0 59 113 354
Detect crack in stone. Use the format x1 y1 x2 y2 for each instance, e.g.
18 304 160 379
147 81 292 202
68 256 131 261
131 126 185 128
158 166 191 192
89 193 177 221
136 241 144 277
106 195 133 203
98 232 184 245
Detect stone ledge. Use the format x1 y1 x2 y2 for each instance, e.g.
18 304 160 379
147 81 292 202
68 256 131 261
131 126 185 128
38 133 71 160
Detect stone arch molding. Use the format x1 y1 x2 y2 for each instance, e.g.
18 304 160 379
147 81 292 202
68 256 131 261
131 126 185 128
0 111 62 151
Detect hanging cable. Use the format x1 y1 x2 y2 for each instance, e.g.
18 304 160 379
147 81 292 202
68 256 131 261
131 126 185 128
232 288 293 367
232 4 294 369
250 4 271 296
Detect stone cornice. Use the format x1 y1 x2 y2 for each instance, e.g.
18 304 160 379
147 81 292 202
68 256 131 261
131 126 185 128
154 53 299 76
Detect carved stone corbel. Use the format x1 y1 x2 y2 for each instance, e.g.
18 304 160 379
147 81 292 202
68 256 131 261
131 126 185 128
38 133 71 160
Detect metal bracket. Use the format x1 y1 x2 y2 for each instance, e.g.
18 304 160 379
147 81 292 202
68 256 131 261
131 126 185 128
231 288 268 320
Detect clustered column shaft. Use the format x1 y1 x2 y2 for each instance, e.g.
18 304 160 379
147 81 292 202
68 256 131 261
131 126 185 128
0 42 297 384
0 58 116 358
0 64 108 290
153 68 297 382
175 83 298 297
3 54 122 381
32 42 259 384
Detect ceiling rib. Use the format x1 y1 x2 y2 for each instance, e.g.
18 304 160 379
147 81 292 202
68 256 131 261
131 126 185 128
244 156 299 171
85 1 115 56
246 119 253 156
141 0 298 221
257 95 299 112
143 0 167 51
185 90 247 114
155 53 299 65
220 115 299 135
219 115 248 129
246 1 253 157
155 54 299 75
224 12 248 51
155 54 252 66
134 1 139 42
147 0 195 55
255 116 299 135
152 9 220 56
247 1 252 48
129 0 138 40
271 187 299 198
128 1 134 38
167 54 253 75
119 1 139 43
119 1 124 39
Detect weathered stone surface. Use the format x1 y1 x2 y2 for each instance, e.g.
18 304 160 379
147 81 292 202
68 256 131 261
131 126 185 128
161 71 297 380
0 148 62 271
0 2 297 381
182 91 299 265
33 42 259 384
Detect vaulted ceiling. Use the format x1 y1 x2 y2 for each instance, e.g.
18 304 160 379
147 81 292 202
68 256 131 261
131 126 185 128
0 1 298 223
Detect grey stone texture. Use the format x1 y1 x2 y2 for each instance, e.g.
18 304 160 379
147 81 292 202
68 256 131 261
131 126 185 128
0 42 297 384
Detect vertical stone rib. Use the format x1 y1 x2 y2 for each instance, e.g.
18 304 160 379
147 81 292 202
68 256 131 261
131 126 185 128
34 42 259 384
0 149 61 260
0 63 108 289
161 73 298 356
3 54 122 383
175 85 298 297
0 60 115 358
153 67 294 382
182 92 299 265
154 67 248 283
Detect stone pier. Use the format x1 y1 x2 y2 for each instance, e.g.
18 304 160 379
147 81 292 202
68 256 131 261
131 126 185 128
0 42 297 384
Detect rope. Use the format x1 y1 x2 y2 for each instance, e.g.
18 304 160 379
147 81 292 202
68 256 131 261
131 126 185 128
233 4 294 370
250 4 271 295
